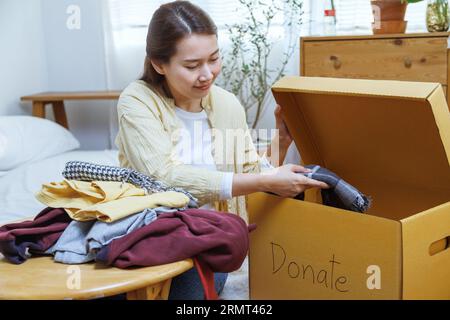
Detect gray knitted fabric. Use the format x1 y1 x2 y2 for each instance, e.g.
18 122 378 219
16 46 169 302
62 161 198 207
297 165 371 213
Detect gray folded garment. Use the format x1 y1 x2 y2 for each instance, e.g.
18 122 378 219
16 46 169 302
295 165 372 213
46 206 179 264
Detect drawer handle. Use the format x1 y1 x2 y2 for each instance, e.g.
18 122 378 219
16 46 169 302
330 55 341 69
404 57 412 68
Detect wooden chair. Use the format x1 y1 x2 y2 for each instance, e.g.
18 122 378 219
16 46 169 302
0 255 193 300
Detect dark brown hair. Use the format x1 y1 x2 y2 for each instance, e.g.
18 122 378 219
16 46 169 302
140 1 218 97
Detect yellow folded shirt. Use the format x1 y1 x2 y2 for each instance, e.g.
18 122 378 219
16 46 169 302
35 179 189 222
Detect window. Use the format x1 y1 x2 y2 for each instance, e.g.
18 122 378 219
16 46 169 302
107 0 163 29
107 0 290 30
308 0 428 35
105 0 306 51
107 0 429 36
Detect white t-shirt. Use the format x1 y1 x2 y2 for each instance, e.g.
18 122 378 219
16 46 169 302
174 106 234 210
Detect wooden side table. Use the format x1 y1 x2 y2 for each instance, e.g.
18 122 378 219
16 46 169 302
300 32 450 108
20 91 122 129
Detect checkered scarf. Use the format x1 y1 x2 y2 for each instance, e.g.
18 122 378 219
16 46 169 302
62 161 198 206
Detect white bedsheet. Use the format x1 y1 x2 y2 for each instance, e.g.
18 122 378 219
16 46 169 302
0 149 119 224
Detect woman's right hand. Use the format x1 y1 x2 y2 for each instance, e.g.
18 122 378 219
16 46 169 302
260 164 329 198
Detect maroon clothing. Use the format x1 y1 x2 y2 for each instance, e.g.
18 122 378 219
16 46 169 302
96 209 253 273
0 207 71 264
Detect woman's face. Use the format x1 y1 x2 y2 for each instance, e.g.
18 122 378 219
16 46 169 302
154 34 222 101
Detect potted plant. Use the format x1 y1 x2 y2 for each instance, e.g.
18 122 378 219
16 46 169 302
426 0 449 32
217 0 304 130
371 0 424 34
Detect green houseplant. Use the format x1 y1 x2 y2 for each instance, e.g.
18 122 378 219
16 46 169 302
371 0 424 34
217 0 304 130
426 0 449 31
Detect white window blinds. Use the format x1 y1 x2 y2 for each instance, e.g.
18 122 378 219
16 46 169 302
107 0 292 30
308 0 428 35
107 0 164 29
107 0 429 35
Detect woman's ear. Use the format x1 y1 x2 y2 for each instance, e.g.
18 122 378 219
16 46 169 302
150 59 165 75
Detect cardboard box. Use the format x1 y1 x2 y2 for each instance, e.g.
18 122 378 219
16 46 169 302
248 76 450 300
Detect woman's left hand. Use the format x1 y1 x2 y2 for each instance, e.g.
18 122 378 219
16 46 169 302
274 104 293 148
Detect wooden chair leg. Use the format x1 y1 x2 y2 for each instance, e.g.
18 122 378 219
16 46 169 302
126 278 172 300
32 101 46 118
159 278 172 300
52 101 69 129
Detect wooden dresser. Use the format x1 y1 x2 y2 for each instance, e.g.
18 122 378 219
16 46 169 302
300 32 450 106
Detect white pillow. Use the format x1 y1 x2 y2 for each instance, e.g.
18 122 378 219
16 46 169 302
0 116 80 171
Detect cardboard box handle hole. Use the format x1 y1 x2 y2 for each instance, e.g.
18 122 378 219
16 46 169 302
429 236 450 256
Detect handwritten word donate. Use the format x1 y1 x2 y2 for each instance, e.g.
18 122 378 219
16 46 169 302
271 242 349 293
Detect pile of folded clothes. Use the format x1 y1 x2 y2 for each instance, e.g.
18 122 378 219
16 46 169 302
0 161 252 300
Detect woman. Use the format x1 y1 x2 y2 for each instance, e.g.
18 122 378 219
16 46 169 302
115 1 328 300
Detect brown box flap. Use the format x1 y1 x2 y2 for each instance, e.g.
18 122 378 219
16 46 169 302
272 76 450 219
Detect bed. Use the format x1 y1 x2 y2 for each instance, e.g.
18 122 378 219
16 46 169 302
0 114 248 300
0 149 119 225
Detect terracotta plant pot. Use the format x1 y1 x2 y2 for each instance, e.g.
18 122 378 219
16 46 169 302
372 20 408 34
371 0 409 34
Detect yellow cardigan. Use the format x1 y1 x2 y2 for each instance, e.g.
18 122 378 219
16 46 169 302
115 80 265 223
35 179 189 222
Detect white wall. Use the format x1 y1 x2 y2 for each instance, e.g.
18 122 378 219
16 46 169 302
0 0 113 150
41 0 112 150
0 0 48 116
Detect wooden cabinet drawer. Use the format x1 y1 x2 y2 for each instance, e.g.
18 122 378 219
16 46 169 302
302 37 448 84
